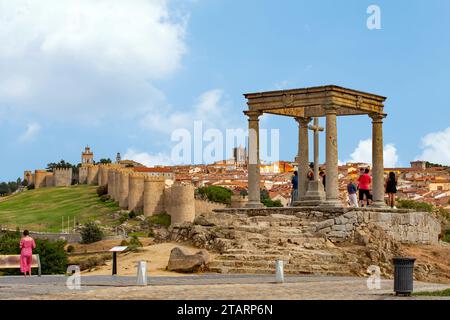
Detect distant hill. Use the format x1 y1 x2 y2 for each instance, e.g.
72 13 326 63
0 185 119 233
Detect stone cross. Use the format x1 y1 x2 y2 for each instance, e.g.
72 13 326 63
308 117 324 181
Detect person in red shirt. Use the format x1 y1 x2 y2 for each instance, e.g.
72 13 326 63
358 168 372 207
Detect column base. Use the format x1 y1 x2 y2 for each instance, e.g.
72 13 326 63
303 180 326 200
320 199 343 208
245 201 264 208
370 200 388 208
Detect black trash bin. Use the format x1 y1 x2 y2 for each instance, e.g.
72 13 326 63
393 257 416 296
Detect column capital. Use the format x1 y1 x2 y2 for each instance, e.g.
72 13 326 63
369 113 386 123
295 116 312 127
323 104 338 114
244 110 263 121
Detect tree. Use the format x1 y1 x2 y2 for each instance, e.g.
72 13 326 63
98 158 112 164
260 189 283 207
425 161 445 168
196 186 232 204
80 222 104 244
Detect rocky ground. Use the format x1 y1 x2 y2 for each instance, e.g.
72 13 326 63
158 211 450 284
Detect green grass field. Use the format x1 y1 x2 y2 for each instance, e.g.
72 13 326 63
0 185 119 232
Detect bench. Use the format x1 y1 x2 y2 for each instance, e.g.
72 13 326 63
0 254 42 276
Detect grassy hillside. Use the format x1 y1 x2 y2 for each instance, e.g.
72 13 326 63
0 185 119 232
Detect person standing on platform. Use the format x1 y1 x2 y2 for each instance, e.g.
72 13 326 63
385 171 398 208
358 168 372 207
20 230 36 277
347 178 359 207
291 171 298 206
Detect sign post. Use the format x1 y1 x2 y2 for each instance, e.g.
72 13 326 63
109 246 128 276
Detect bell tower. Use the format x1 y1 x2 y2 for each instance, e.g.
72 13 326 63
82 146 94 165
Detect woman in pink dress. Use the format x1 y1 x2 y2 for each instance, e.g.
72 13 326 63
20 230 36 277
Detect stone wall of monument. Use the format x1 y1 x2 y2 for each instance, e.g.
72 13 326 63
212 207 441 245
143 176 165 216
195 199 227 215
86 165 99 185
165 184 196 224
107 168 115 198
128 173 145 213
78 166 88 184
45 174 54 188
24 171 34 185
118 169 131 209
53 168 72 187
34 170 49 189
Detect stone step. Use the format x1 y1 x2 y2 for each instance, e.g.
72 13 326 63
214 253 291 262
210 257 348 270
208 265 351 276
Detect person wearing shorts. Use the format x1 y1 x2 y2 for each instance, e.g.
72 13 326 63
358 168 372 207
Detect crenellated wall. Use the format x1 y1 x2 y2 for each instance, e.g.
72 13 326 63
78 166 88 184
53 168 72 187
143 176 165 216
165 184 196 224
128 173 145 213
118 169 131 209
34 170 49 189
86 165 99 185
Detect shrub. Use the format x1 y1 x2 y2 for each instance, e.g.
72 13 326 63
27 184 35 190
263 199 283 207
396 199 434 212
146 213 171 227
35 239 68 274
96 185 108 197
445 230 450 243
120 240 129 246
119 213 129 224
99 194 111 202
127 235 143 252
66 245 75 253
147 230 155 238
80 222 103 244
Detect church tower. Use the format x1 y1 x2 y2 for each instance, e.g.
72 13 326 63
82 146 94 165
116 152 121 164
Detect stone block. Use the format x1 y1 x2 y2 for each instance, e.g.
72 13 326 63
328 231 348 239
316 219 335 231
345 223 355 231
343 212 356 219
332 225 347 231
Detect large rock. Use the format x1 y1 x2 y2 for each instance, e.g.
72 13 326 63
167 247 210 273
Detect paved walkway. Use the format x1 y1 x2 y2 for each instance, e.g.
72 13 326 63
0 274 449 300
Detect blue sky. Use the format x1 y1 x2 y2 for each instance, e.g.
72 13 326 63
1 0 450 181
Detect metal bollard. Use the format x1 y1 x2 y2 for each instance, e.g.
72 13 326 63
393 257 416 296
275 260 284 283
136 261 147 286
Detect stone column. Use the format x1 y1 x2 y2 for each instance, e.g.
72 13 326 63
244 110 263 208
294 117 311 203
370 113 387 207
324 105 341 206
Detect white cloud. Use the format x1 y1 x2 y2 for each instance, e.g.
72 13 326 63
19 123 41 142
123 148 173 167
348 138 399 168
140 89 234 134
415 127 450 165
0 0 188 122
